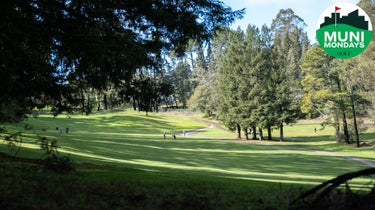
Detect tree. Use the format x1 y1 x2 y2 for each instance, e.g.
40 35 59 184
301 45 343 141
172 61 193 109
218 28 246 138
189 28 227 117
355 0 375 128
252 24 275 140
0 0 244 123
217 25 265 140
270 9 308 141
301 45 370 145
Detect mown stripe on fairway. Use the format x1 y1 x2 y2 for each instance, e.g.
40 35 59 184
1 111 372 187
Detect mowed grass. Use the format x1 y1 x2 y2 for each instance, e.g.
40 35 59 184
1 110 375 209
282 119 375 161
1 110 373 185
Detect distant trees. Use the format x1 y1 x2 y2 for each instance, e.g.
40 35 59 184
173 61 193 109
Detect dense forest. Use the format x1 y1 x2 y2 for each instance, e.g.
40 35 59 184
1 0 374 146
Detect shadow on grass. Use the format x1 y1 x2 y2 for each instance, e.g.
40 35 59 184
52 134 369 185
2 113 373 186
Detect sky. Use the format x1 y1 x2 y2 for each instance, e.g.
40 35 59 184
221 0 359 43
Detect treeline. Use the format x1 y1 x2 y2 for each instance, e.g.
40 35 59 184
188 0 375 145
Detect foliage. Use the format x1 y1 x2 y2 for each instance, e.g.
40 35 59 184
0 0 244 122
44 153 75 174
1 128 23 157
301 45 371 144
270 9 308 141
36 134 75 173
188 28 228 117
214 9 308 140
173 61 193 109
188 84 218 117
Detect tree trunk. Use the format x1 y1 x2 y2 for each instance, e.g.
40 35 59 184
154 100 159 113
245 128 249 140
342 113 350 144
81 89 85 113
337 78 349 144
347 75 360 147
132 96 137 110
252 126 257 140
334 112 340 142
267 125 273 140
279 122 284 141
351 98 360 147
259 127 263 141
237 124 241 139
103 94 108 110
174 95 178 108
87 94 90 114
96 94 100 111
109 94 113 110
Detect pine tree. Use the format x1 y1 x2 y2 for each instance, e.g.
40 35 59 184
253 25 275 140
270 9 307 141
218 29 246 138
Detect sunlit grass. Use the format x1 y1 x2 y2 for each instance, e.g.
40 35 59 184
1 110 374 186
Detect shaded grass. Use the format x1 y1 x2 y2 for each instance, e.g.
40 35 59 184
0 162 310 210
1 111 375 209
0 110 372 185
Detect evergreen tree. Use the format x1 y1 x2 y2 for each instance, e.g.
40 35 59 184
218 29 246 138
270 9 307 141
253 25 275 140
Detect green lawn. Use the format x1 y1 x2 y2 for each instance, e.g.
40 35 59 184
1 110 373 184
1 110 374 209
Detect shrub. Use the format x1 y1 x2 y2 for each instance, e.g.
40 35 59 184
36 135 75 173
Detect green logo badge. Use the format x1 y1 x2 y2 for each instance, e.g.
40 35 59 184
316 3 372 59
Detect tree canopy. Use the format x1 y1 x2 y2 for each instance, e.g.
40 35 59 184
0 0 243 122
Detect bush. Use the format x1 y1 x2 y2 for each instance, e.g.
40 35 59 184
36 135 75 173
44 154 75 173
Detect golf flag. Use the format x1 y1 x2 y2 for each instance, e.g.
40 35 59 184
334 6 341 28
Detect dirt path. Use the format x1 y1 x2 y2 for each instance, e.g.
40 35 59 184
182 118 228 136
186 119 375 168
